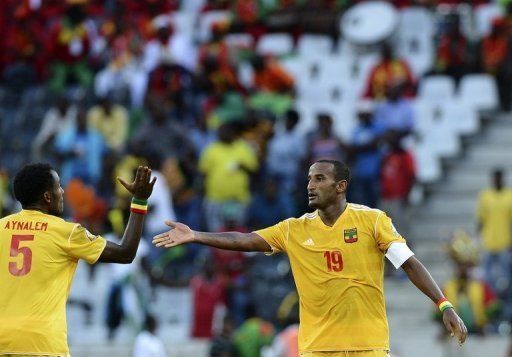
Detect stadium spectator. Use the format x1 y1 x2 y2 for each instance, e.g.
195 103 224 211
154 160 467 355
306 113 346 164
141 16 197 74
190 257 227 339
46 4 93 95
438 230 499 337
130 95 195 167
379 133 416 239
363 42 415 99
54 108 105 187
2 6 43 90
247 177 294 230
32 96 78 161
476 169 512 301
349 101 384 208
434 14 470 83
480 17 511 111
198 21 233 73
0 164 155 356
233 304 275 357
374 81 415 140
251 55 295 94
266 109 306 195
94 20 148 108
210 314 236 357
268 290 299 357
86 95 129 152
105 227 151 340
199 123 259 231
133 315 167 357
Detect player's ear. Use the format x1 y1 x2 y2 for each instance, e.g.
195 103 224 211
337 180 347 194
43 191 52 204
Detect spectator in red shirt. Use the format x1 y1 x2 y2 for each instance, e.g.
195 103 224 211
363 43 415 100
190 257 227 338
481 17 511 111
379 132 415 238
46 4 93 95
434 14 469 83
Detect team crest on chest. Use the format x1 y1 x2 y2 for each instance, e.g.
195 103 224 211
344 228 358 243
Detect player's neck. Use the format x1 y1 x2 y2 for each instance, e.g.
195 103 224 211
23 205 48 214
318 199 347 227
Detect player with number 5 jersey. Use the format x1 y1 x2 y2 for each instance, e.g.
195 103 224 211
0 163 156 356
153 160 468 356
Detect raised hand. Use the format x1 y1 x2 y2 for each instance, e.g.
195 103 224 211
443 308 468 345
152 220 195 248
117 166 156 200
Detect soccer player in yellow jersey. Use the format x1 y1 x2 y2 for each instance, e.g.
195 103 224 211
153 160 468 356
0 163 156 357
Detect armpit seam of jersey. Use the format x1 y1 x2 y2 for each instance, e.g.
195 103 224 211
374 212 382 239
67 224 79 245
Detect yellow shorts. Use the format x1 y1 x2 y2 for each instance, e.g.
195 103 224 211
300 351 390 357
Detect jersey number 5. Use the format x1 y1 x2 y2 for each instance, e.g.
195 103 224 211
9 234 35 276
324 250 343 272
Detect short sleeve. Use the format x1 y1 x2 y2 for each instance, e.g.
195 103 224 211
254 220 289 254
476 192 486 221
65 224 107 264
374 212 406 252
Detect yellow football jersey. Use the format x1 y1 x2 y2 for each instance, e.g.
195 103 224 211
255 203 406 352
0 210 107 356
476 188 512 252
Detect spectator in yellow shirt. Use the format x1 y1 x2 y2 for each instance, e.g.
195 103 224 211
476 168 512 297
87 95 129 152
199 123 258 231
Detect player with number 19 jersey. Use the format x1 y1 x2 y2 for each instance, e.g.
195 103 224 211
0 209 107 356
255 203 406 353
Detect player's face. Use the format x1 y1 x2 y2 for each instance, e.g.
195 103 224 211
307 163 343 210
49 171 64 216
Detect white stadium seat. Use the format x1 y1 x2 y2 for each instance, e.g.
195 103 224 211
440 101 480 135
412 142 442 183
423 119 461 158
297 35 333 58
474 4 504 39
458 74 499 111
418 75 456 105
399 7 435 37
225 33 254 50
257 33 294 56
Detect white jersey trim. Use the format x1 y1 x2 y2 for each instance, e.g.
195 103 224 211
385 242 414 269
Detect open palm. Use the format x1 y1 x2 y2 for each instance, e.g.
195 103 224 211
152 220 195 248
117 166 156 200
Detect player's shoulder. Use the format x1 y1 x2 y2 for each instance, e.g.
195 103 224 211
0 212 18 224
45 215 81 234
348 203 383 216
347 203 386 223
296 211 319 222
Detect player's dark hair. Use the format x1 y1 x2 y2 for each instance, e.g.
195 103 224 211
13 163 55 207
316 160 350 184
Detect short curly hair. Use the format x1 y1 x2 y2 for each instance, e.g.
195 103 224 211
13 163 55 207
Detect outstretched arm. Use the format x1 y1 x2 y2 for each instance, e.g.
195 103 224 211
98 166 156 264
401 256 468 344
152 221 272 252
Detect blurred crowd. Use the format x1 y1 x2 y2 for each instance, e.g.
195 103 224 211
2 0 512 356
